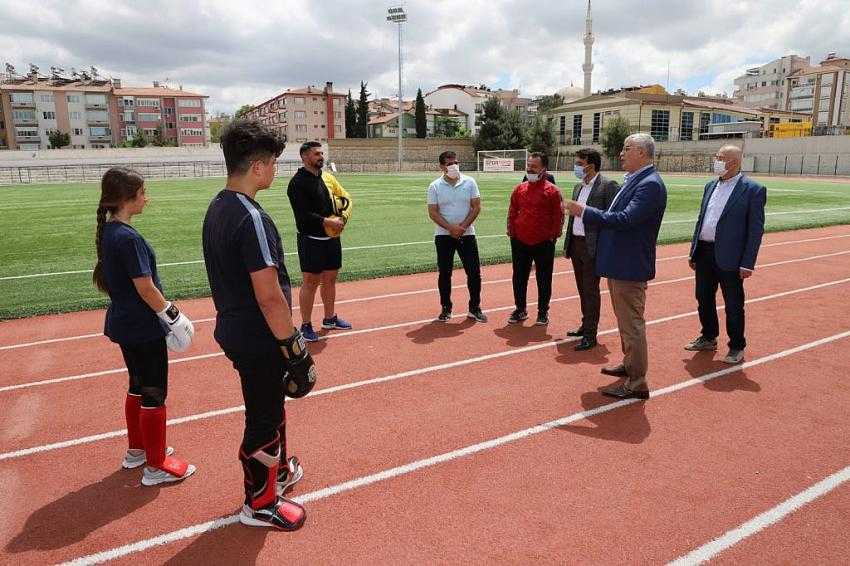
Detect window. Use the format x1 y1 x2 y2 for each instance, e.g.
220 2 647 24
177 99 202 108
125 126 138 137
294 97 305 105
0 120 4 129
88 111 109 123
335 125 342 133
650 110 670 141
334 111 341 119
89 127 110 136
294 111 306 120
122 98 135 107
559 115 566 134
137 98 159 107
179 114 201 122
572 114 582 145
163 107 175 115
86 94 107 105
166 122 176 129
73 128 84 136
42 111 56 120
15 127 39 138
592 112 602 143
680 111 694 141
138 113 161 122
122 111 134 122
70 111 82 120
699 112 711 135
39 94 54 103
295 124 308 132
12 110 36 123
711 113 733 124
180 128 204 136
314 110 318 115
66 95 81 104
143 128 158 136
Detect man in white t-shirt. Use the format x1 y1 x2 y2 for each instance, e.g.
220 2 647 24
427 150 486 323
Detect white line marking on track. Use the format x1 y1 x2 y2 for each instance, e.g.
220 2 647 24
2 250 849 394
4 275 850 462
3 232 849 351
6 209 850 281
59 329 850 566
668 464 850 566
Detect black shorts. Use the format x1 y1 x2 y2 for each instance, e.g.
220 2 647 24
119 338 168 407
297 234 342 274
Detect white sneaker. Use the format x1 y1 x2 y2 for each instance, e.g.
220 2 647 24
277 456 304 496
122 446 174 469
141 463 196 486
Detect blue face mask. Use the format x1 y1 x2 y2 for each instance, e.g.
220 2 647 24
574 165 586 179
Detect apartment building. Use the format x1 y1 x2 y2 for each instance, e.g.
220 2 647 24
424 84 533 134
0 73 208 150
784 52 850 134
243 82 346 143
733 55 810 110
366 98 467 138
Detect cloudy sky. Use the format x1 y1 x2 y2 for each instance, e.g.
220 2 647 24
1 0 848 114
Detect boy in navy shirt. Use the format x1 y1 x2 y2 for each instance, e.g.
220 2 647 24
203 120 317 531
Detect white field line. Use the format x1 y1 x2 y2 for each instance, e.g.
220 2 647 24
3 274 850 463
60 329 850 566
668 464 850 565
6 207 850 281
3 231 849 352
2 249 849 395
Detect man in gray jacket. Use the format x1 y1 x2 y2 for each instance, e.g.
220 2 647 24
563 148 620 351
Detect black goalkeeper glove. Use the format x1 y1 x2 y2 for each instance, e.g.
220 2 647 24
278 328 318 398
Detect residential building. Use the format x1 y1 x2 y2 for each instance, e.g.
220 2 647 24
733 55 810 110
784 52 850 134
367 99 467 138
424 84 533 134
550 85 806 146
242 82 347 143
0 72 208 150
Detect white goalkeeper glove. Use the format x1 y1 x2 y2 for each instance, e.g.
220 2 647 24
156 302 195 352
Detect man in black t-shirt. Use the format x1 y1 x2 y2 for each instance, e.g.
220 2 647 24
202 120 317 531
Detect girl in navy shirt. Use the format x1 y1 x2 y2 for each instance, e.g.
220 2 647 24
93 167 196 486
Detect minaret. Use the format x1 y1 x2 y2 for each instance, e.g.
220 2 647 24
582 0 594 97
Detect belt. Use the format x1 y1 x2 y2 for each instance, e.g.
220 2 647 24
572 235 586 240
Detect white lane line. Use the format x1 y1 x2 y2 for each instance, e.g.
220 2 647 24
669 464 850 566
7 208 850 281
59 329 850 566
2 250 849 394
4 232 849 352
4 275 850 462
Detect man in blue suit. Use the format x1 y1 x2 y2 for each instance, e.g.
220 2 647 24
685 145 766 364
565 133 667 400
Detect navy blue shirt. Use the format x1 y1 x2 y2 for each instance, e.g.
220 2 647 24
202 189 292 353
101 221 168 345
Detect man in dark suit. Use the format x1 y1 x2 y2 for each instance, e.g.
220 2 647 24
565 133 667 400
685 145 766 364
563 148 619 351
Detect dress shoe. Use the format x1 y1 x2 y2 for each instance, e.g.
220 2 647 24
574 336 597 351
600 364 628 377
601 385 650 400
566 327 585 337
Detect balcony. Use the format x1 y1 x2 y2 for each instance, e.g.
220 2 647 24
85 103 108 111
10 100 36 109
87 117 110 126
16 133 41 141
88 134 112 142
13 117 38 127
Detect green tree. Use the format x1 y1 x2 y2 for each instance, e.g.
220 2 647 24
414 88 427 138
600 115 631 168
355 81 370 138
210 113 231 142
234 104 254 119
535 93 565 114
48 130 71 149
130 129 147 148
473 96 507 152
527 115 556 156
344 90 357 137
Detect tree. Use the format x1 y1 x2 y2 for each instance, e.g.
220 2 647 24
527 115 556 156
496 108 528 150
600 116 631 168
210 113 231 142
130 129 147 148
414 88 427 138
535 93 565 114
344 90 357 138
48 130 70 149
355 81 370 138
473 96 507 152
234 104 254 119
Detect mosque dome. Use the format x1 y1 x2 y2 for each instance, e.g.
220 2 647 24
557 84 585 102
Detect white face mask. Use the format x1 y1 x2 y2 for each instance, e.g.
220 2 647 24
445 164 460 179
713 159 728 176
526 173 540 183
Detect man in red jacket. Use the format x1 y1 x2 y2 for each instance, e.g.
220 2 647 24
506 152 565 326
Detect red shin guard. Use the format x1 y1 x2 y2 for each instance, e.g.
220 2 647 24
139 405 189 477
239 436 281 510
125 393 144 450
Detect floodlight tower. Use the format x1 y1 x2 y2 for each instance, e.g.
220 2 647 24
387 6 407 172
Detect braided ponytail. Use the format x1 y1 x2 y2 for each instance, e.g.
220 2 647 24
92 167 145 294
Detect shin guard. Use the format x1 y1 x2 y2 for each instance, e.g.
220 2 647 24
125 393 144 450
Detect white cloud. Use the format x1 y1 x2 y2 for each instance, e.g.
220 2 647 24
1 0 848 114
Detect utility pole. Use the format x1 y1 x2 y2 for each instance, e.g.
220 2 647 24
387 6 407 172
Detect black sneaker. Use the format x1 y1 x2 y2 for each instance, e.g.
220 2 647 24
436 307 451 322
535 312 549 326
239 497 306 531
507 309 528 324
467 309 488 323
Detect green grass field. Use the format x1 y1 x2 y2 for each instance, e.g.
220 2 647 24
1 172 849 319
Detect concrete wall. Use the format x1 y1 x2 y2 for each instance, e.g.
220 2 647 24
327 138 474 171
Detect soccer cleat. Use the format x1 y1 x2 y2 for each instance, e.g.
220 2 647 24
300 322 320 342
321 315 352 330
507 309 528 324
122 446 174 470
436 307 451 322
239 498 306 531
467 309 488 323
277 456 304 496
684 336 718 351
535 312 549 326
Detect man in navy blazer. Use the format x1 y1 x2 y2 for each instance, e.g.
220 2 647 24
566 133 667 400
685 145 766 364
